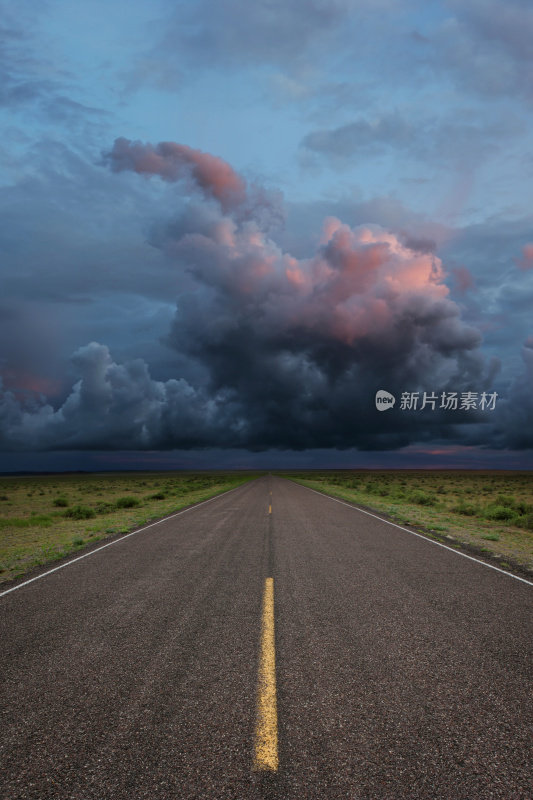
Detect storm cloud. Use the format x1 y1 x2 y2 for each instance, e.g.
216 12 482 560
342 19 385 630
2 139 511 453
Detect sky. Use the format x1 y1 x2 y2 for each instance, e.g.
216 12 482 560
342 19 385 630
1 0 533 471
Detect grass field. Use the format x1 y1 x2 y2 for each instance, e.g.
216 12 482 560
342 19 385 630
284 470 533 577
2 469 532 586
0 471 258 585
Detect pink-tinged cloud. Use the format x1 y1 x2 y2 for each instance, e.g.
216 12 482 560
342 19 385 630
282 221 455 346
516 243 533 270
105 137 247 213
167 212 479 357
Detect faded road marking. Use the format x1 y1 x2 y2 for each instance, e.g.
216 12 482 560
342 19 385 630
254 577 278 771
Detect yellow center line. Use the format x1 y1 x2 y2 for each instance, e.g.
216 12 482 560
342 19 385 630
269 503 272 514
254 577 278 771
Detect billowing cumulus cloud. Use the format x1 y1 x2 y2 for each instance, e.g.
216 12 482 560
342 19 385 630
0 343 242 451
3 139 532 453
158 206 491 449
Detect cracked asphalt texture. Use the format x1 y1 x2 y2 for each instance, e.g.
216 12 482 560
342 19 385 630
1 475 532 799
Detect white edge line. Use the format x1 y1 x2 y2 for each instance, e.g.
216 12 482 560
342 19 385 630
0 483 245 599
292 481 533 587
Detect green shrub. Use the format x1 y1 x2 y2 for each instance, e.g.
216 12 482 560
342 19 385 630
149 492 167 500
484 505 515 521
516 514 533 531
495 494 516 508
409 491 434 506
64 505 95 520
115 496 140 508
53 497 69 507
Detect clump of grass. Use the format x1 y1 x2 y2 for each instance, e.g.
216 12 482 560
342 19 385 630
1 516 52 529
95 501 114 513
72 537 85 547
481 533 500 541
453 502 478 516
64 505 96 520
0 495 9 501
516 514 533 531
149 492 167 500
53 497 69 507
409 491 434 506
484 505 515 521
495 494 516 508
115 496 140 509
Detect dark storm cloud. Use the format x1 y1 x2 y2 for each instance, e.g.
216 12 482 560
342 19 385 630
1 136 501 453
489 338 533 450
437 216 533 361
2 138 531 453
0 342 240 451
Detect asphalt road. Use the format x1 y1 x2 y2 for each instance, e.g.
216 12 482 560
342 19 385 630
1 475 532 800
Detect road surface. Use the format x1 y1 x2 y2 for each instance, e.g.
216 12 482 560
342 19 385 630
1 476 532 799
